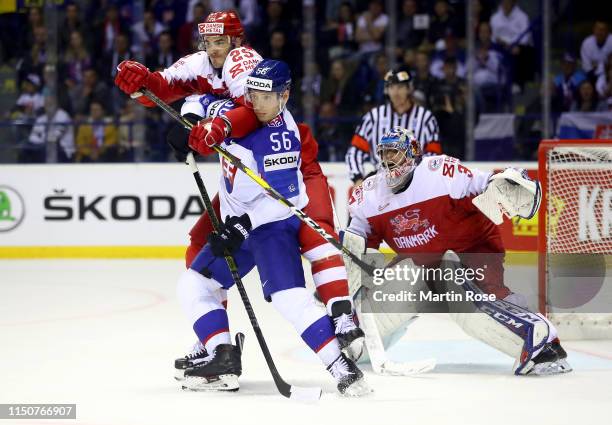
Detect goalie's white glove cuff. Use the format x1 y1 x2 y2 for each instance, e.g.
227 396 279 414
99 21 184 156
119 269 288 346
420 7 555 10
473 168 542 224
492 167 541 219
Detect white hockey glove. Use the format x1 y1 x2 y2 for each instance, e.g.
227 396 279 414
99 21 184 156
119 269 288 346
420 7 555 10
472 168 541 225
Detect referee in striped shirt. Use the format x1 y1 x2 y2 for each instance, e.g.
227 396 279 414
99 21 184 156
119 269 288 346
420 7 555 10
345 68 441 184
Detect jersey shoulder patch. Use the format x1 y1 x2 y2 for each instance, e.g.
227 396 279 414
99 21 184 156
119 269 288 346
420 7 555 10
348 183 365 206
348 173 380 207
421 155 472 179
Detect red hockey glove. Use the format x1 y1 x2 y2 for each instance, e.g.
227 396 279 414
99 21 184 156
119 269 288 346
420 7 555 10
188 117 231 156
115 60 150 95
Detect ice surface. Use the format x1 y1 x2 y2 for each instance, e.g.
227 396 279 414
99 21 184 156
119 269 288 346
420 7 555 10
1 260 611 425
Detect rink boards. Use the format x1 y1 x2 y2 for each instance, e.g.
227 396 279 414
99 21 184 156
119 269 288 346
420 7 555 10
0 161 536 258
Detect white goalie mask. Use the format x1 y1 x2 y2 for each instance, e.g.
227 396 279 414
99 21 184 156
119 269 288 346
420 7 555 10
376 127 422 191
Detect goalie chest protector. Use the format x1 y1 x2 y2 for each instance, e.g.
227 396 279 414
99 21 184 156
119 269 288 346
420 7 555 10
349 155 502 255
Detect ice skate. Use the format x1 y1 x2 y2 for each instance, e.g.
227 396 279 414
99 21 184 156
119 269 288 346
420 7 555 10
327 353 372 397
518 338 573 376
182 334 244 391
330 299 365 361
174 341 209 381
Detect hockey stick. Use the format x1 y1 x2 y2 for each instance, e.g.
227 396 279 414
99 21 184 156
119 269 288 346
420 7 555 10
135 88 376 276
185 152 321 401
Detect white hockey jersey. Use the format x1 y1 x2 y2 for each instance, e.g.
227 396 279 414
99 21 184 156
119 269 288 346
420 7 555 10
154 46 262 106
347 155 503 254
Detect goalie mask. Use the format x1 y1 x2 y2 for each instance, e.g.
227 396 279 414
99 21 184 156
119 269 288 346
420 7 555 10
376 127 421 191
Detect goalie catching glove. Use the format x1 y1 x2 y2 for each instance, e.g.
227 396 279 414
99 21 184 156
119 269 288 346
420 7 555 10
472 168 541 225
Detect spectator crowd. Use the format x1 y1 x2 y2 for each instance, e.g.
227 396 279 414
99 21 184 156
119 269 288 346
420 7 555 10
0 0 610 163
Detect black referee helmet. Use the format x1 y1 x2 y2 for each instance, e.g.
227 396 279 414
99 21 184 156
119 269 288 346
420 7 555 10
383 67 413 95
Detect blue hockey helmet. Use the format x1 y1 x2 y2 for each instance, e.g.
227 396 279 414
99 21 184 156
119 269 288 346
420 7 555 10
245 59 292 94
376 127 421 190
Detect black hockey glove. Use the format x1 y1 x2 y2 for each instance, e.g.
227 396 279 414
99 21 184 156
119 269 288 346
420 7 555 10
166 113 200 162
209 214 252 257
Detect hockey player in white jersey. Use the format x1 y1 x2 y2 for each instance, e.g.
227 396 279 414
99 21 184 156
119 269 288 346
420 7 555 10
175 60 371 396
342 127 572 376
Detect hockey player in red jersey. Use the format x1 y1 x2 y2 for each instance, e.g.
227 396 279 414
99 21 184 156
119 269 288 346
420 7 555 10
113 11 364 362
342 127 572 376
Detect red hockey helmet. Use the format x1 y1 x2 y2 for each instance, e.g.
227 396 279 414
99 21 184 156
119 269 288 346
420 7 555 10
198 11 244 38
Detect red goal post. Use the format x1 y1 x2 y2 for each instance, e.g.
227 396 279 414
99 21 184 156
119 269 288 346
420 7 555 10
538 139 612 339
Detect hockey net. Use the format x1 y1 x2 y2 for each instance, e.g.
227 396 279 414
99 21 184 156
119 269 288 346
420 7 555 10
538 140 612 339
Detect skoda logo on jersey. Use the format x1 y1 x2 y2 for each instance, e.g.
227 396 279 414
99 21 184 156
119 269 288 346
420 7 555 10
246 77 273 91
0 185 25 232
263 152 299 171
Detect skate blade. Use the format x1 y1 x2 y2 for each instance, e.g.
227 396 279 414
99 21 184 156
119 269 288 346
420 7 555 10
174 368 186 381
378 358 437 376
525 359 573 376
340 378 374 397
534 358 573 375
181 374 239 392
343 336 365 362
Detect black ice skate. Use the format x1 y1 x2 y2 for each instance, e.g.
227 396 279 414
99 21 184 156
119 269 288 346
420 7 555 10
181 333 244 392
520 338 572 376
327 353 372 397
174 341 208 381
330 300 365 361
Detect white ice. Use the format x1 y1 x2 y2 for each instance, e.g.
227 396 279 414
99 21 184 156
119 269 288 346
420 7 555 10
1 259 611 425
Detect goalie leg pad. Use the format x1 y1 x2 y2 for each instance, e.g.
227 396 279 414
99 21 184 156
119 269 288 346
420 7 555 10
341 230 367 296
353 256 425 362
355 294 419 363
440 251 554 374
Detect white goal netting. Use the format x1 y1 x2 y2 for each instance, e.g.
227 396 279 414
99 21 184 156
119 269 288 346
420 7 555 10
541 142 612 339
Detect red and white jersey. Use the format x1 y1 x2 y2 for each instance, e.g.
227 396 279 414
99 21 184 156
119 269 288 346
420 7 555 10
155 46 262 104
347 155 501 254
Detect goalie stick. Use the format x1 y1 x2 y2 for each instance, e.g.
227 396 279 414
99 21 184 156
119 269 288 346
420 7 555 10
185 152 321 402
134 88 376 276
